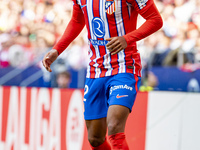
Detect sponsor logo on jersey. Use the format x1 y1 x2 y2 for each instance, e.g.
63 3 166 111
110 84 133 95
116 94 128 98
105 0 116 15
92 17 105 38
90 39 108 46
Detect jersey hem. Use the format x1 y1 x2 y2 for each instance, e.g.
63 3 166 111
86 71 141 79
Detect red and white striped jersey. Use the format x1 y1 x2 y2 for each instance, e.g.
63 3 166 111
53 0 163 78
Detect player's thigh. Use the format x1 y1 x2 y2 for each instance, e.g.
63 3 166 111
86 117 107 138
107 105 129 135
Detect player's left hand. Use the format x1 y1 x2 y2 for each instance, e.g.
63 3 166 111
106 36 127 55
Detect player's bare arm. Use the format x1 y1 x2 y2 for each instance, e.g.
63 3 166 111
42 49 58 72
106 36 128 55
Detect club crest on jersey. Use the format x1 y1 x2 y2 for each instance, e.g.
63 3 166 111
105 0 116 15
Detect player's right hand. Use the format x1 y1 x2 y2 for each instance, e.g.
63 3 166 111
42 49 59 72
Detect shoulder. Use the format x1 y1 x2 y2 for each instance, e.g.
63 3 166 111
126 0 154 12
134 0 149 9
72 0 81 6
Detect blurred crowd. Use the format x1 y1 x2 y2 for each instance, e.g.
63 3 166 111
137 0 200 88
0 0 200 86
0 0 88 70
138 0 200 69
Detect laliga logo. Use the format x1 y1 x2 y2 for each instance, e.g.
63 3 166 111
92 17 105 38
0 87 85 150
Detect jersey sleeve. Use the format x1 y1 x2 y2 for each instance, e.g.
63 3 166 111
53 1 85 55
123 0 163 45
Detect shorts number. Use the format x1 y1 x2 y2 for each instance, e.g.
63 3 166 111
84 85 89 95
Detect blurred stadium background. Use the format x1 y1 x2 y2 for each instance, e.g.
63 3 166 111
0 0 200 150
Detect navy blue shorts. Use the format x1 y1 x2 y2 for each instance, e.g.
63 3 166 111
83 73 141 120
